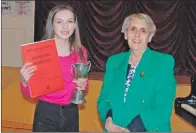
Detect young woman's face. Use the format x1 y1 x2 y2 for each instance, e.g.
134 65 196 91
53 9 76 41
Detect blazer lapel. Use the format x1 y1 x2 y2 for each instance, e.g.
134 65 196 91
131 47 152 85
111 47 152 107
112 50 131 105
125 47 152 105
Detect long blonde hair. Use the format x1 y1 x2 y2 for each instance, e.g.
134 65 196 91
42 5 84 62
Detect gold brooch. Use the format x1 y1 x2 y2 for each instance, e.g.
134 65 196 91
140 72 145 77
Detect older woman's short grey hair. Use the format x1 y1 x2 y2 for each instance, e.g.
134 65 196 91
121 13 156 36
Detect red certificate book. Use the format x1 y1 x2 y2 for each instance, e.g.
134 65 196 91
21 38 64 98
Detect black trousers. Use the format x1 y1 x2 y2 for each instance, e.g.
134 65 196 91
33 100 79 132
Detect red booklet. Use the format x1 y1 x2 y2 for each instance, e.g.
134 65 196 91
21 38 64 98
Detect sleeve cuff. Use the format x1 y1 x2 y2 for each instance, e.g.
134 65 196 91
105 109 112 120
126 115 146 132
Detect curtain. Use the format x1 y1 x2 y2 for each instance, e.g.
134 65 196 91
34 0 196 76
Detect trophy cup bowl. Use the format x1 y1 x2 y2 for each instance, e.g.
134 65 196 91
71 61 91 104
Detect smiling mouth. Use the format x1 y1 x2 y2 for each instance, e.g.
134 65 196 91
61 31 69 35
133 40 141 43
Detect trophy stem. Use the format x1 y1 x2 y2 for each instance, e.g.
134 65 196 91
71 89 86 104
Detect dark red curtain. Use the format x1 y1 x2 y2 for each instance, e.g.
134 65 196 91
34 0 196 76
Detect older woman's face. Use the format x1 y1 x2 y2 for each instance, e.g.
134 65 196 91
125 17 151 51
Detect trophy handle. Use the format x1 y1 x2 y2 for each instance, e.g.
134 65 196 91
87 61 91 72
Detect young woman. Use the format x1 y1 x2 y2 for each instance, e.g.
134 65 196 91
20 5 88 132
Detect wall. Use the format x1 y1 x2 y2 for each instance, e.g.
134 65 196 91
2 1 35 67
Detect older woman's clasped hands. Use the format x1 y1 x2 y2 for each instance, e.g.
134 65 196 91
105 118 130 132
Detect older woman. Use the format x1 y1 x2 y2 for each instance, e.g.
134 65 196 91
97 13 177 132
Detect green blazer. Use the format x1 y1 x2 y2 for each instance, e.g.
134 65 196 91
97 47 177 132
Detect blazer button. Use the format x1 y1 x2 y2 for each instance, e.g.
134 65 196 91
141 100 145 103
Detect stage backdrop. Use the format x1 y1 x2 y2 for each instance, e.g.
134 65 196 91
34 0 196 76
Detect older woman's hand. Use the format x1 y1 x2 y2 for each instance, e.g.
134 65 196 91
105 117 125 132
123 128 130 132
72 78 87 91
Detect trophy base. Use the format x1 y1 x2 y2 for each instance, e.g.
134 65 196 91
71 99 86 104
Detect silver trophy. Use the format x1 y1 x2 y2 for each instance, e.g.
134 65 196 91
71 61 91 104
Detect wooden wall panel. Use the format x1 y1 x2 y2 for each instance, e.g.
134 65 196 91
2 67 195 132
